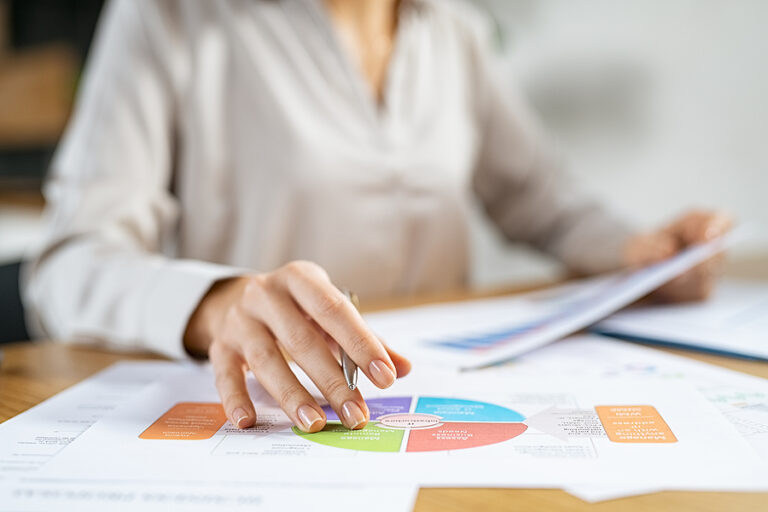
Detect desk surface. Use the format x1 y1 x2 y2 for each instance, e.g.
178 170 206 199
2 260 768 511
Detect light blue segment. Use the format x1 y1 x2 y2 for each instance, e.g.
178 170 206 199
414 397 524 422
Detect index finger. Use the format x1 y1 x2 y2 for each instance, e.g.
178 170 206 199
279 262 397 389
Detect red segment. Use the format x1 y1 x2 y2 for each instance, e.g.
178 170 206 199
406 422 527 452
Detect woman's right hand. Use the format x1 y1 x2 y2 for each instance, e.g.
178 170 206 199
183 261 411 433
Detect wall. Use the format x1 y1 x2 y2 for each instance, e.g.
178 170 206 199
470 0 768 287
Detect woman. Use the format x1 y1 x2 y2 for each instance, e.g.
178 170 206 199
24 0 729 434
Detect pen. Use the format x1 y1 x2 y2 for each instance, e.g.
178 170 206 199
339 288 360 390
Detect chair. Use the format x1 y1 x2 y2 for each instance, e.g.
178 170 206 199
0 261 30 344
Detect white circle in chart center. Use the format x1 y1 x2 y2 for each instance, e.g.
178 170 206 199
378 413 442 430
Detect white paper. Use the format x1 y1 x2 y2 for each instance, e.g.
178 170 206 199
515 335 768 458
0 362 418 512
365 232 737 370
28 361 767 492
594 278 768 360
562 484 659 503
0 481 418 512
0 361 191 478
509 335 768 501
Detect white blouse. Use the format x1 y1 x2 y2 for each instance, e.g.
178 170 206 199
24 0 633 358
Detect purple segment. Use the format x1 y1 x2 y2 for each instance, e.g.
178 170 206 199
322 396 412 422
368 397 412 420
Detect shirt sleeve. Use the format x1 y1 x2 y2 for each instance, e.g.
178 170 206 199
22 0 241 358
468 15 636 275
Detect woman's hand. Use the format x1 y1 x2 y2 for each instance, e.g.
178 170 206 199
622 210 732 302
184 261 411 432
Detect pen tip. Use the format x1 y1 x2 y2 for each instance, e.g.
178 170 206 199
348 384 356 390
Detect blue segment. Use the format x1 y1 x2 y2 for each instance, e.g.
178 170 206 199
430 323 542 351
435 340 487 350
415 397 524 422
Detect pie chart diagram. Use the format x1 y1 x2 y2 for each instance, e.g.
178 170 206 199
293 396 528 453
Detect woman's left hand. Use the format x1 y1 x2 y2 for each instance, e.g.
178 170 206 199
622 210 732 302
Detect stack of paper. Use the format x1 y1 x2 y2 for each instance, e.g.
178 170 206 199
593 278 768 360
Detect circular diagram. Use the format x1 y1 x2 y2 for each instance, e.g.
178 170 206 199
293 396 527 453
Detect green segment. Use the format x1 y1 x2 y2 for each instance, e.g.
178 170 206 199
293 422 403 452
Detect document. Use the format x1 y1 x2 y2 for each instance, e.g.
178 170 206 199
508 335 768 501
593 278 768 360
365 233 737 369
25 360 767 492
0 363 418 512
0 481 418 512
0 361 190 478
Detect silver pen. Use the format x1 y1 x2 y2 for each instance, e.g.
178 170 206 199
339 288 360 390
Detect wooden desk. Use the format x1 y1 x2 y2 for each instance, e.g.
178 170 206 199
2 270 768 511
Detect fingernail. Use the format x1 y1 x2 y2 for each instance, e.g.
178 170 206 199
369 359 396 387
232 408 249 428
341 401 367 430
297 405 323 431
705 224 723 240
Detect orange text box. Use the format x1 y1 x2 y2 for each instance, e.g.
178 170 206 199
139 402 227 440
595 405 677 443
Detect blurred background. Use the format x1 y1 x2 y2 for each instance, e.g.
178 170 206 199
0 0 766 289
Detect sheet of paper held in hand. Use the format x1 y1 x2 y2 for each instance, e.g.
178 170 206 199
364 232 738 370
13 359 767 495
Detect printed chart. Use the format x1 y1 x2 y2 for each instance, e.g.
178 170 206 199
358 233 735 369
427 268 660 353
293 396 528 453
426 282 620 353
140 398 677 451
